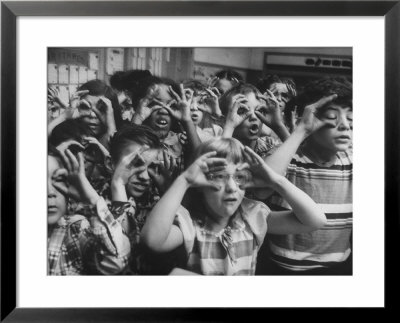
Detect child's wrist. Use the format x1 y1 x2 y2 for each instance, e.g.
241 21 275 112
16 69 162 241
179 173 193 189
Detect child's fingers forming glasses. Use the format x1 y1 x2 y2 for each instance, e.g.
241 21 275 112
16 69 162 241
168 86 182 102
310 94 338 111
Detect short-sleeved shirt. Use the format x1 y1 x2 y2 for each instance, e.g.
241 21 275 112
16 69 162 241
267 148 353 271
173 197 271 275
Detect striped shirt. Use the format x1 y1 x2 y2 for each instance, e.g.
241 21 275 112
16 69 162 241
174 198 270 275
267 149 352 271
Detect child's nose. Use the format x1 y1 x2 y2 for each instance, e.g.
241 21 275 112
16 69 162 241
225 176 238 192
338 115 351 130
137 168 150 181
190 102 198 111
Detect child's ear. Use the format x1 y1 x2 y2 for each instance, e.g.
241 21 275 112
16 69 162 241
104 155 114 175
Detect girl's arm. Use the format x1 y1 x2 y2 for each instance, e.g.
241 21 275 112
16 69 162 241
140 175 189 252
141 151 225 252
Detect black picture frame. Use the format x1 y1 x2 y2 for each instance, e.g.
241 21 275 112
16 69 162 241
1 1 399 321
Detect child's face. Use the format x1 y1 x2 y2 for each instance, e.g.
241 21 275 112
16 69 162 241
232 92 264 143
146 84 174 138
116 142 159 198
48 155 67 226
79 94 106 137
310 104 353 153
269 82 290 112
190 96 204 126
47 100 63 122
202 163 247 220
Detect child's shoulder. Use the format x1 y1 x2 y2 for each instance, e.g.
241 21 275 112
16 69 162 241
241 197 270 216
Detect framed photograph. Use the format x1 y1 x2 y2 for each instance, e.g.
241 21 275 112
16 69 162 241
1 0 399 320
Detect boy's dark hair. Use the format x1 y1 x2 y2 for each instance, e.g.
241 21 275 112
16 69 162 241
215 69 243 82
219 83 260 116
49 119 90 147
290 77 352 117
110 70 152 92
109 124 162 163
256 74 297 98
182 79 207 96
130 76 181 108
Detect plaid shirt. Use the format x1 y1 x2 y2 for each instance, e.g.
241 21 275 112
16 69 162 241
174 198 270 275
48 197 130 275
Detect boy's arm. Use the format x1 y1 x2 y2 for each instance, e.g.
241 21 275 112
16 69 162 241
267 176 326 234
264 94 338 175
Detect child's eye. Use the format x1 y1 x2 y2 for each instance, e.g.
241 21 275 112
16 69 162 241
55 175 67 183
324 112 337 120
237 107 248 115
256 107 268 115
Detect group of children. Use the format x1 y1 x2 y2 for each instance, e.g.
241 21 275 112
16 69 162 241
47 68 353 275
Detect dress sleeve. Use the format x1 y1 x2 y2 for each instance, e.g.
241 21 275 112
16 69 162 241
241 198 271 247
82 197 131 275
172 206 196 256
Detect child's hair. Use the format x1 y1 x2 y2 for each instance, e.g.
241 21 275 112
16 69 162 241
182 79 207 96
109 124 162 163
219 83 261 116
194 137 245 164
130 76 181 108
214 69 243 83
110 70 152 93
49 119 90 147
256 74 297 98
291 77 352 117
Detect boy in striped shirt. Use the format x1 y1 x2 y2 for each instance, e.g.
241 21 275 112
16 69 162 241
260 77 353 275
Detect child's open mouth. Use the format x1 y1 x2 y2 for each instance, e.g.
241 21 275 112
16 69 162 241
248 124 259 135
224 197 238 203
155 118 169 128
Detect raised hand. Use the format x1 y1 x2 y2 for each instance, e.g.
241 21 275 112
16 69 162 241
256 90 285 129
297 94 338 136
54 149 99 205
148 150 177 194
197 88 222 116
225 94 251 127
239 146 283 189
48 86 68 109
56 140 85 161
111 147 148 186
69 89 90 113
161 84 192 122
82 136 110 159
182 151 227 190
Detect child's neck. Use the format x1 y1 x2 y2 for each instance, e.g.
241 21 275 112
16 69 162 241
241 138 257 150
303 141 337 166
204 204 231 232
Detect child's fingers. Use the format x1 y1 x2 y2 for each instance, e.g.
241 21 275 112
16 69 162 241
254 111 267 123
311 94 338 110
65 148 79 172
75 90 90 97
77 152 85 173
244 146 264 163
163 150 170 169
169 86 182 102
237 162 250 171
152 98 167 107
205 157 228 168
52 181 69 196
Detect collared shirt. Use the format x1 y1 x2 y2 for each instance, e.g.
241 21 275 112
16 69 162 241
47 197 130 275
173 198 270 275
